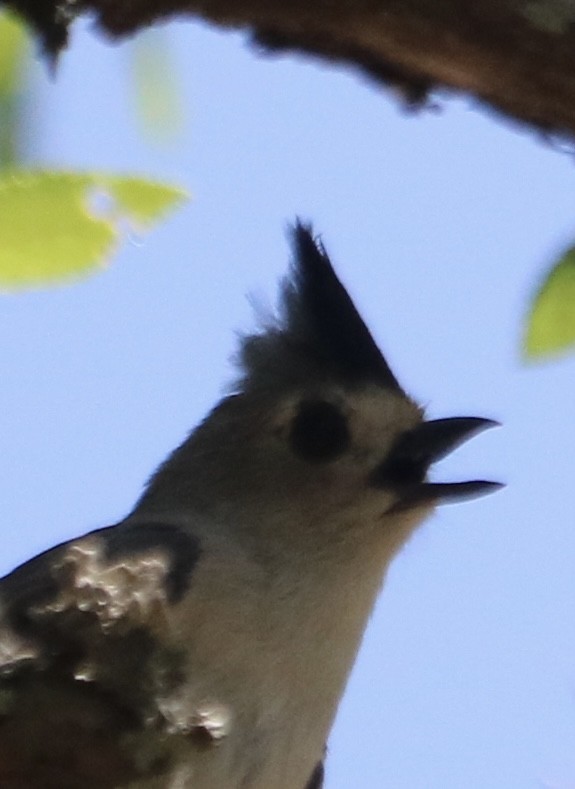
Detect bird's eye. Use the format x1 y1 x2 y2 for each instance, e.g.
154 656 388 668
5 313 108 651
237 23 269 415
289 400 350 463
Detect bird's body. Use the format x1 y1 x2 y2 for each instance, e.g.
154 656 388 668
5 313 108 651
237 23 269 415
0 224 500 788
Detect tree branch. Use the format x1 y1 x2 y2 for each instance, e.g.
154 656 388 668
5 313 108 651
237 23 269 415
5 0 575 137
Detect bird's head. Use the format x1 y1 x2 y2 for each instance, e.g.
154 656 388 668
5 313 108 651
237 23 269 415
140 223 500 558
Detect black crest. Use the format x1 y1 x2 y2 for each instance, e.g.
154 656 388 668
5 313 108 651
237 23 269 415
238 221 402 392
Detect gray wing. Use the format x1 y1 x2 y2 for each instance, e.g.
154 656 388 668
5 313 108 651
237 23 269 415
0 519 200 679
0 521 203 787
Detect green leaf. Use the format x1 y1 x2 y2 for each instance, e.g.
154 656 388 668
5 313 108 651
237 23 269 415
100 175 187 226
0 170 187 290
131 30 184 142
0 12 28 95
523 247 575 359
0 12 30 167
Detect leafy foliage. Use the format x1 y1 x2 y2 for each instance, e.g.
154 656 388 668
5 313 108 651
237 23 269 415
0 171 187 289
524 247 575 359
0 11 29 167
0 11 187 290
132 29 184 141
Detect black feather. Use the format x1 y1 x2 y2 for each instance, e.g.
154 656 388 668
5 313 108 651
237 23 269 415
288 221 401 389
237 222 403 392
0 542 65 630
99 521 201 603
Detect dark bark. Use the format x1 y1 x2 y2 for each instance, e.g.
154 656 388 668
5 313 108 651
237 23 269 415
5 0 575 138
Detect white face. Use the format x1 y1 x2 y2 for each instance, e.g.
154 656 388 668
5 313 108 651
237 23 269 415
207 383 427 559
270 384 423 483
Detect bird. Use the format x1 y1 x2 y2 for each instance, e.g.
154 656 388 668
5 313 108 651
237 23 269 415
0 222 501 788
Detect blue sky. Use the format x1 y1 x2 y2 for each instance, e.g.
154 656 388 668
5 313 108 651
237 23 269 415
1 17 575 788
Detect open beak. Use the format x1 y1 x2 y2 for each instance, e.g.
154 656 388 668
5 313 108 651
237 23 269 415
370 417 503 512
